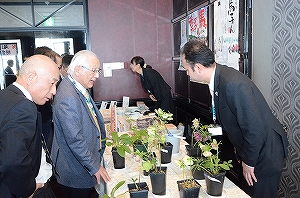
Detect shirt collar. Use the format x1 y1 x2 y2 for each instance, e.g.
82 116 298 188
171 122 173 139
208 67 216 94
13 82 32 101
68 75 88 95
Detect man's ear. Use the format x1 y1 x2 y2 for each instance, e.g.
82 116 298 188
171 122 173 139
74 65 82 76
194 63 204 73
27 71 37 85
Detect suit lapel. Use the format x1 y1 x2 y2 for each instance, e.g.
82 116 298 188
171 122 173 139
71 79 100 130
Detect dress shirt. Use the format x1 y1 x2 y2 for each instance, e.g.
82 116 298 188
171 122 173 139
208 67 216 95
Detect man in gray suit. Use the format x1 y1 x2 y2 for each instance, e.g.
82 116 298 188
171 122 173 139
181 40 288 198
51 50 110 197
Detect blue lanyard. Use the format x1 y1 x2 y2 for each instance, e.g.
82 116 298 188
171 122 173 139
212 100 216 125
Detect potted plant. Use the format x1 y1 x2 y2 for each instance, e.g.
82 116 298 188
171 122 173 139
192 139 233 196
146 108 173 195
153 108 174 164
130 126 149 152
176 156 201 198
146 123 168 195
133 149 157 176
104 131 132 169
127 178 149 198
185 118 212 158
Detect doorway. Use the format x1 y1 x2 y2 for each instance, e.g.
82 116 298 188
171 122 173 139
35 38 74 56
0 39 22 89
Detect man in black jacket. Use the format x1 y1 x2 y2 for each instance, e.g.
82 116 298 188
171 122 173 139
181 39 289 198
4 59 16 87
0 55 60 198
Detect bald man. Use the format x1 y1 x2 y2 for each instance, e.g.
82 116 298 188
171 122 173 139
0 55 60 198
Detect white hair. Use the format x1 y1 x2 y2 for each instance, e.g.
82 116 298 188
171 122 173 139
68 50 99 74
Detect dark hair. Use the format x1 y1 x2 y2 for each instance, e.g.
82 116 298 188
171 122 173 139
182 39 215 69
42 50 61 64
131 56 145 68
7 59 14 66
62 54 74 69
34 46 52 55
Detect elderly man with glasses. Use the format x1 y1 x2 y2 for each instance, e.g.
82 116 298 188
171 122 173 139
51 50 110 198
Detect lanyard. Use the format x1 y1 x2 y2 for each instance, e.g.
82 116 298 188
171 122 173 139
212 100 216 125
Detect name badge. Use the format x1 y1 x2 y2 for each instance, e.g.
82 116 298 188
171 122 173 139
208 125 222 136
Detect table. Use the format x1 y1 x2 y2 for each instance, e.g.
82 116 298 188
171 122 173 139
103 138 250 198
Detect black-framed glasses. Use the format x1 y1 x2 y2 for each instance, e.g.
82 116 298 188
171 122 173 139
80 65 102 74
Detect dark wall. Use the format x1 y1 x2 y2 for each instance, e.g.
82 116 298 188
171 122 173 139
88 0 173 102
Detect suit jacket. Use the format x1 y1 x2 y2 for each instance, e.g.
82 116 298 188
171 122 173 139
4 66 14 75
51 76 106 188
141 68 174 112
4 67 16 87
213 64 289 178
0 85 42 198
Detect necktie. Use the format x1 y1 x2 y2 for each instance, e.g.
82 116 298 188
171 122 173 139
84 92 101 133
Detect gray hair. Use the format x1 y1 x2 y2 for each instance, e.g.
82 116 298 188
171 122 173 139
68 50 99 75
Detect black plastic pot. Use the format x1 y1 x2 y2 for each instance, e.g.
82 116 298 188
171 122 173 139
185 144 202 158
111 148 125 169
127 182 149 198
204 171 226 196
149 170 166 195
143 166 167 176
177 179 201 198
161 142 173 164
191 167 205 180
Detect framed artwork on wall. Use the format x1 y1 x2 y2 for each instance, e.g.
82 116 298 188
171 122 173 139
214 0 240 70
188 6 208 45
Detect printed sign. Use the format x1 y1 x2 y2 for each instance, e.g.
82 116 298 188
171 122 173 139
1 43 17 56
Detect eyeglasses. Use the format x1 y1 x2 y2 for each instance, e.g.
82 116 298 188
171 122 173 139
80 65 102 74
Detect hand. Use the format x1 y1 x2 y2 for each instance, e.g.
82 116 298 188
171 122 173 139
94 166 111 184
149 94 157 101
242 161 257 186
28 183 44 198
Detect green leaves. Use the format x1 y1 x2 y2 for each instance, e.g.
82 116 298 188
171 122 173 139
103 180 126 198
105 131 132 157
192 139 233 175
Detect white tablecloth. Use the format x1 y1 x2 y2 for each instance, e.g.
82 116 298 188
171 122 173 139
103 138 250 198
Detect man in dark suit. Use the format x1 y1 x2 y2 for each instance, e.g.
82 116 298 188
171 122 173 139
0 55 60 198
51 50 110 198
181 39 289 198
4 59 15 74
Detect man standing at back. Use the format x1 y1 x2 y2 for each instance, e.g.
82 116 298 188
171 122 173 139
4 59 17 87
51 50 110 197
0 55 60 198
4 59 15 75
